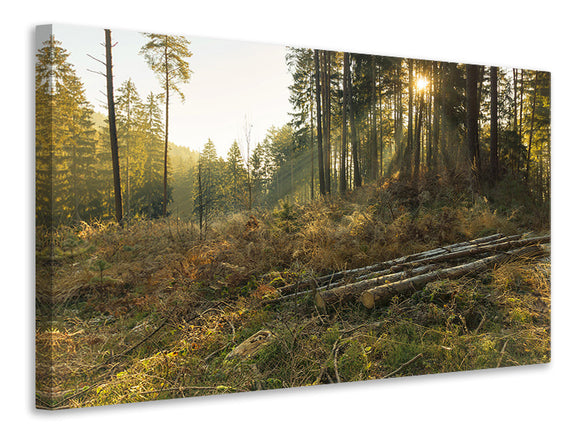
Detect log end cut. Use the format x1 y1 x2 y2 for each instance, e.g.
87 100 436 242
314 291 326 310
360 291 376 309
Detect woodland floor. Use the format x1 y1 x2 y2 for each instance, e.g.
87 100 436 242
35 174 551 409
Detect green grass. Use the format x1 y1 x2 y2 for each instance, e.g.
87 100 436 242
35 177 550 408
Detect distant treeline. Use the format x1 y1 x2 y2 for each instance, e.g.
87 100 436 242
35 36 550 229
285 48 550 201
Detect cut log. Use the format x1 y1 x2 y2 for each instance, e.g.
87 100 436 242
400 235 549 268
276 233 507 295
225 330 276 361
359 244 547 309
318 234 523 292
314 264 439 309
400 233 507 262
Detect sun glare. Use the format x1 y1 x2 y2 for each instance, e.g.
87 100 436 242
416 76 429 91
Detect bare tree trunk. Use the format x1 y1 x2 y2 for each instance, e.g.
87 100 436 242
433 62 441 170
426 62 433 171
513 68 518 131
466 64 481 193
379 63 384 177
105 29 123 225
163 38 169 217
490 66 499 182
405 59 414 176
125 98 132 220
526 72 538 184
413 89 424 179
198 157 203 240
519 69 524 145
324 51 332 195
512 68 519 173
314 50 326 195
345 53 362 188
370 55 378 180
395 64 404 157
340 52 348 195
310 74 315 200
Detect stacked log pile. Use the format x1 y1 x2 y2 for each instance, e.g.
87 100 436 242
264 233 550 310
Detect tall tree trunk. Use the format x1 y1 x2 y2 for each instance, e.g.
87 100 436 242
198 157 203 240
405 59 414 176
105 29 123 225
163 38 169 217
512 68 518 173
432 62 441 171
370 55 378 180
466 64 481 192
324 51 332 194
426 62 433 171
413 92 424 179
539 141 544 202
526 72 538 183
512 68 518 132
314 49 326 195
519 69 524 143
395 64 403 157
310 74 315 200
340 52 348 195
490 66 499 182
517 69 524 174
290 139 294 198
345 53 361 188
125 99 132 220
379 63 384 177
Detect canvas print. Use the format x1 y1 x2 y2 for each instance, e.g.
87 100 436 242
35 24 551 409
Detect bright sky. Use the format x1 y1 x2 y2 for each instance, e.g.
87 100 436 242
53 24 293 158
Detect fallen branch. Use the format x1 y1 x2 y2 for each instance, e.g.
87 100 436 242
332 339 342 383
385 353 424 378
138 385 234 396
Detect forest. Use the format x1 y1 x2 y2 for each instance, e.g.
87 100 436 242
36 28 550 409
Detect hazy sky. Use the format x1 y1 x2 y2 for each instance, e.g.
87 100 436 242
53 24 293 158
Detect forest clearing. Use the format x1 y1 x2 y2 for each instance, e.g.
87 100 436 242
36 26 550 408
36 175 550 409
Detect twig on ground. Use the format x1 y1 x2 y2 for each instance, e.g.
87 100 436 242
496 339 510 368
474 313 486 335
385 353 424 378
332 338 342 383
138 385 235 396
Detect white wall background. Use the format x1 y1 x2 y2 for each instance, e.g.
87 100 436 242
5 1 578 433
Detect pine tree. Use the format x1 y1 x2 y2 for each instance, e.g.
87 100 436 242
140 92 165 218
116 79 143 220
140 33 193 217
226 141 245 211
35 34 98 226
194 139 221 238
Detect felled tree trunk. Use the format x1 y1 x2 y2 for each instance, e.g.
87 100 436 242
359 245 546 309
315 264 438 309
276 233 506 296
400 235 549 268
